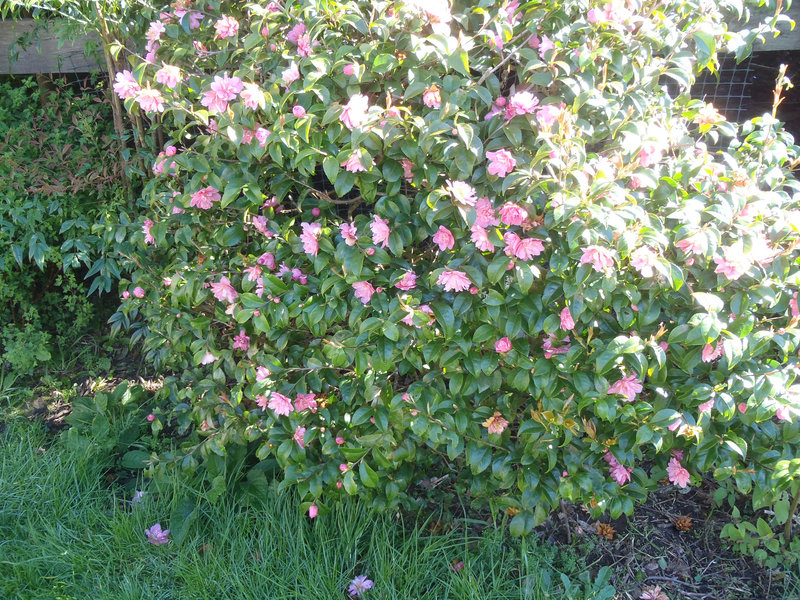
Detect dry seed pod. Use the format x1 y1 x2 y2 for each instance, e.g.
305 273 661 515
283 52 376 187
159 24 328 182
674 516 693 532
595 522 616 540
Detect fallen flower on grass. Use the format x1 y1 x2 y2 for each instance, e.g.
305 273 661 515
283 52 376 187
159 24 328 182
145 523 170 545
348 575 373 597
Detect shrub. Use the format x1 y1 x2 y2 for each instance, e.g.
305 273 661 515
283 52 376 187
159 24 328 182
0 76 127 374
112 0 800 541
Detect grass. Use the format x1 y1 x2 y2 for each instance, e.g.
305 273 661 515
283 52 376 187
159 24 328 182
0 418 609 600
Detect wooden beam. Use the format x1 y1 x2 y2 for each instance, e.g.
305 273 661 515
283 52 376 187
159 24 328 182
0 19 101 74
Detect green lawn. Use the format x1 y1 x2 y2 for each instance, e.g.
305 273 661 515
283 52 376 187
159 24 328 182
0 419 612 600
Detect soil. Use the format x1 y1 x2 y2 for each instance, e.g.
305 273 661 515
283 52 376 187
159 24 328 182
545 485 796 600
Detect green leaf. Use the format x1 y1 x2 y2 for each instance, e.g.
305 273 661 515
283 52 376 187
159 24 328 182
323 155 339 184
448 48 470 76
488 254 511 283
121 450 150 469
473 324 496 343
169 496 197 544
220 225 246 247
359 461 379 487
431 302 456 338
207 475 226 503
509 511 535 536
343 470 357 494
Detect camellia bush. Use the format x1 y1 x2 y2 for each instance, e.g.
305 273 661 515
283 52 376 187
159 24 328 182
110 0 800 542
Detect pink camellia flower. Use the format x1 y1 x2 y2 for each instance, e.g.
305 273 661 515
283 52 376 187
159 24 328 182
608 374 643 402
666 457 691 488
714 243 752 280
133 286 145 298
499 202 528 226
542 334 570 358
446 180 477 206
122 290 130 299
698 399 714 414
296 34 312 57
395 271 417 291
506 91 539 119
348 575 374 597
560 307 575 331
432 226 455 251
609 460 632 486
190 186 221 210
293 104 306 118
474 197 499 227
353 281 376 304
603 451 632 486
214 15 239 38
155 64 181 88
777 405 792 422
286 22 306 43
401 304 435 327
422 85 441 108
701 341 723 363
370 215 391 248
308 504 318 518
249 216 268 237
233 330 250 351
268 392 294 416
255 395 269 410
470 224 495 252
175 9 203 29
336 436 345 445
145 523 170 545
630 246 658 278
790 292 799 318
503 232 544 261
339 222 358 246
295 393 317 413
142 219 156 245
113 70 140 99
536 104 562 131
340 93 370 130
300 222 322 256
293 426 306 448
257 252 276 270
437 270 471 292
145 20 165 42
241 83 266 110
637 142 663 168
255 127 270 146
282 62 301 86
580 245 616 272
200 352 218 365
136 87 165 113
485 149 517 177
200 74 243 113
537 35 555 59
675 231 708 255
495 337 512 353
341 151 370 173
256 366 271 381
401 158 415 183
343 63 357 76
482 411 509 435
210 276 238 303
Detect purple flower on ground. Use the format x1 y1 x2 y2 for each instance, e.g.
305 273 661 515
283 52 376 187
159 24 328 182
348 575 374 597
